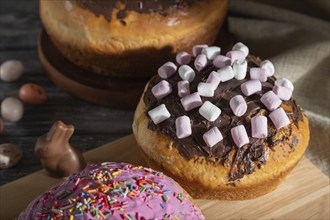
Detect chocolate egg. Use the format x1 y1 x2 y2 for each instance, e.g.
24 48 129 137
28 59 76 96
1 97 24 122
0 143 23 169
0 118 3 134
0 60 24 82
19 83 47 105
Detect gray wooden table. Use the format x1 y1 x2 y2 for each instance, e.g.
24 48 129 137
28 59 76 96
0 0 133 185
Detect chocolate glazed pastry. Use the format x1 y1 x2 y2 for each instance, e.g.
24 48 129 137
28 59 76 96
39 0 229 77
133 43 310 200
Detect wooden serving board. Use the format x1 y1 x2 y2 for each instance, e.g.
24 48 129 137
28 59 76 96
1 135 329 219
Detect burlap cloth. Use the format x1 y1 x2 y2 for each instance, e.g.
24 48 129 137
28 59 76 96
228 0 330 176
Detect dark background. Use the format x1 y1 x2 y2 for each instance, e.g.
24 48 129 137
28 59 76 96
0 0 134 185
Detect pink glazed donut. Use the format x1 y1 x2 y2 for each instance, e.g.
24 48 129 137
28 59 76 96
19 162 204 220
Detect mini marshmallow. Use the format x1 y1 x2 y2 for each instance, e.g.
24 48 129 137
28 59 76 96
176 52 192 65
175 115 192 139
203 127 223 148
206 71 221 90
233 59 247 80
148 104 171 124
199 101 221 122
178 65 195 82
226 50 246 64
275 77 294 91
273 85 293 101
241 79 262 96
250 67 267 82
213 55 231 68
269 107 290 129
232 42 249 57
192 44 208 57
158 61 177 79
217 66 234 82
198 83 214 97
202 46 221 60
180 92 203 111
229 95 247 117
260 60 275 77
260 91 282 111
251 115 268 138
231 125 249 148
151 80 172 99
178 80 190 98
194 54 208 71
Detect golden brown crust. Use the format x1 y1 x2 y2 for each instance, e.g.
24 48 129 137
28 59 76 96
132 84 310 200
39 0 228 77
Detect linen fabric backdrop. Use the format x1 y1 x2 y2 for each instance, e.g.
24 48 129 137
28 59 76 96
227 0 329 176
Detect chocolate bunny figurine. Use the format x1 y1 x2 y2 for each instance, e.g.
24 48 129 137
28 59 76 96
35 120 87 177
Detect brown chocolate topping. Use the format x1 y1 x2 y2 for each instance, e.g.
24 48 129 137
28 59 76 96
76 0 200 21
143 55 304 181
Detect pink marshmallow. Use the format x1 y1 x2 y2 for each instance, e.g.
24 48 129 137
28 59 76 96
250 67 267 82
260 91 282 111
151 80 172 99
203 127 223 148
158 62 177 79
206 71 221 90
226 50 246 64
192 44 208 57
194 54 208 71
176 52 192 65
180 92 203 111
231 125 249 148
213 55 231 68
177 80 190 98
175 116 192 139
251 115 268 138
229 95 247 117
273 85 293 101
269 107 290 129
241 79 262 96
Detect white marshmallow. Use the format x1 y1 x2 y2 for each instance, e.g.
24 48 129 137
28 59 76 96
199 101 221 122
275 77 294 91
260 60 275 77
148 104 171 124
217 66 234 82
197 83 214 97
192 44 208 57
178 65 195 82
233 59 247 80
202 46 221 60
232 42 249 57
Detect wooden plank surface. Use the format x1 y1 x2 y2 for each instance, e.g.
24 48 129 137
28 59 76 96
1 135 329 219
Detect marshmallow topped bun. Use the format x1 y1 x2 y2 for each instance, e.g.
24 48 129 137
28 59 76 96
40 0 228 77
19 162 204 219
133 43 310 200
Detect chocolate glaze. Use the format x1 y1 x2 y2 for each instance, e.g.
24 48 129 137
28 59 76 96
76 0 200 21
143 55 304 181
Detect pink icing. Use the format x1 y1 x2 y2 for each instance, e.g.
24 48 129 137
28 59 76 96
19 162 204 220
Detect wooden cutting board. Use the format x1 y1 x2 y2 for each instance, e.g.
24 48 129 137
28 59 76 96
0 135 329 219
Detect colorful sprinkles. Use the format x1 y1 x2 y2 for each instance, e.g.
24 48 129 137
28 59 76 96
26 162 204 220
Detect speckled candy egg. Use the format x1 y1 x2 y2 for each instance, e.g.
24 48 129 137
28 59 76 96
19 83 47 105
1 97 24 122
0 143 23 169
0 60 24 82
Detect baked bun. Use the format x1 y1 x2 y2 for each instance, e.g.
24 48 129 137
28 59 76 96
19 162 204 219
133 43 310 200
40 0 228 77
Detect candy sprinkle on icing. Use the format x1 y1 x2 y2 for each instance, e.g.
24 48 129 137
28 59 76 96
19 162 204 220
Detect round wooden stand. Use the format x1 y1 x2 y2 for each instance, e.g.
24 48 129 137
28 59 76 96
38 31 149 109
